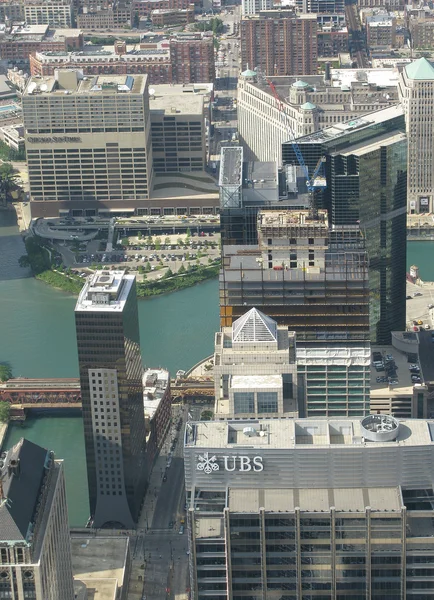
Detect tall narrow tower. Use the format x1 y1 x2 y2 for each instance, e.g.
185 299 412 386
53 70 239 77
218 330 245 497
75 270 146 529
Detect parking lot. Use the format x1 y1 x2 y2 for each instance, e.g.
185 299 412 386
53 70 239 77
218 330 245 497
68 231 221 282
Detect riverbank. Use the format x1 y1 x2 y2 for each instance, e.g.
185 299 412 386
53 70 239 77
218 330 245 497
34 264 219 298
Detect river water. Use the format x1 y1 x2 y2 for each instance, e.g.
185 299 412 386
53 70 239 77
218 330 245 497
0 209 219 525
0 209 432 525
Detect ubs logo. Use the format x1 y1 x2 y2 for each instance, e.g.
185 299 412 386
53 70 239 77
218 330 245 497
196 452 264 474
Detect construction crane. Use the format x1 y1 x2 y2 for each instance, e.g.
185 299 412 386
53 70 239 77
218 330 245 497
267 78 326 218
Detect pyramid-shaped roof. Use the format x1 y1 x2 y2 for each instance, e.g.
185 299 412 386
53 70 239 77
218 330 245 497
405 57 434 81
232 308 277 343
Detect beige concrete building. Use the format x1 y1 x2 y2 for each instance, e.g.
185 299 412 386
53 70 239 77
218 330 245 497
23 70 153 217
24 0 73 27
214 308 298 420
398 57 434 214
150 84 206 173
237 67 400 163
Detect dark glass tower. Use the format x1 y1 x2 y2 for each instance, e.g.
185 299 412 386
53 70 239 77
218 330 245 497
75 270 146 529
282 105 407 344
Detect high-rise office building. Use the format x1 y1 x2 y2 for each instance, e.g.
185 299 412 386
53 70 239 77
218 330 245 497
23 69 153 218
398 57 434 214
240 11 317 76
282 105 407 344
75 270 147 529
185 415 434 600
0 438 74 600
214 307 298 419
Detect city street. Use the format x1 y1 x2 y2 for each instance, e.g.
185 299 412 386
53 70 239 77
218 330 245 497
128 404 190 600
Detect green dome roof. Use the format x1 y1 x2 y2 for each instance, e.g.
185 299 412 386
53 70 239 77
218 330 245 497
241 69 257 78
292 80 310 89
301 102 316 110
405 57 434 81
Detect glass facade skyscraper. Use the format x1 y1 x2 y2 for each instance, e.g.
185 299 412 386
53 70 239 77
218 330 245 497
282 105 407 344
75 270 146 529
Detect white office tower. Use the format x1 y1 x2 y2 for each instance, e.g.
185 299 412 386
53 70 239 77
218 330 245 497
214 308 299 419
22 69 153 218
0 438 74 600
242 0 273 16
399 57 434 214
185 415 434 599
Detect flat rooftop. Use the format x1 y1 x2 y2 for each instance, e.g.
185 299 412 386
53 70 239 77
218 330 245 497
71 536 128 600
219 146 243 187
228 486 402 513
295 104 404 145
143 368 170 419
75 270 135 312
24 73 146 96
150 88 203 116
370 344 419 397
336 131 407 158
185 418 434 449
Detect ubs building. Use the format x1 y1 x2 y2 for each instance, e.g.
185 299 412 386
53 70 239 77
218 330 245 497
282 105 407 344
185 416 434 600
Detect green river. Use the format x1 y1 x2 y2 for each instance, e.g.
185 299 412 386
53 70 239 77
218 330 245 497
0 209 432 525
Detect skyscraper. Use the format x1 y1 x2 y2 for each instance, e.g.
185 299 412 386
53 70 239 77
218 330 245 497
75 270 146 529
220 209 371 417
282 105 407 344
22 69 153 218
398 57 434 214
0 438 74 600
184 415 434 600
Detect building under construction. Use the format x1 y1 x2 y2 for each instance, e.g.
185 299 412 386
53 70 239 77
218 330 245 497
220 209 370 344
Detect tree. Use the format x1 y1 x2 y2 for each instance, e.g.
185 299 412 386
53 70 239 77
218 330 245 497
155 237 162 250
177 238 183 247
18 255 30 268
133 10 139 28
0 402 10 423
0 163 19 206
145 261 151 272
163 267 173 279
165 237 171 246
178 263 186 274
0 364 12 382
147 236 153 246
200 409 213 420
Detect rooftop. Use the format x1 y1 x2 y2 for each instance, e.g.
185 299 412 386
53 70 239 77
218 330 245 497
232 308 278 343
228 486 402 513
219 146 243 187
405 57 434 80
0 438 48 543
75 270 135 312
257 209 329 228
143 368 170 420
294 104 404 145
71 536 129 600
24 72 147 96
185 418 434 449
150 87 204 116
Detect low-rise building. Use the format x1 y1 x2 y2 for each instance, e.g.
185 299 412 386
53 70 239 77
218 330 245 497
132 0 193 18
71 536 131 600
1 123 25 151
143 368 171 468
366 13 397 49
317 24 349 57
150 6 194 26
0 24 83 62
24 0 73 28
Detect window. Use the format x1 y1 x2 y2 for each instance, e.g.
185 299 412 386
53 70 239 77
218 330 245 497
257 392 278 413
234 392 254 414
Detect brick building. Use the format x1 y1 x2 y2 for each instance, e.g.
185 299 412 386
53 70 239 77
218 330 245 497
132 0 192 17
317 25 348 57
150 7 194 26
240 10 317 76
0 25 83 61
30 33 214 84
